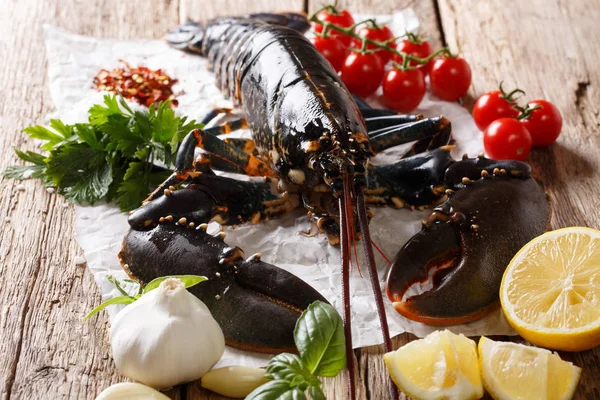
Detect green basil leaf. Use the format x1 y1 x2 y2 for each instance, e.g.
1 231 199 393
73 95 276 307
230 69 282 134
266 353 317 388
106 275 141 299
245 380 296 400
143 275 207 293
83 296 135 322
295 301 346 377
307 385 325 400
279 389 307 400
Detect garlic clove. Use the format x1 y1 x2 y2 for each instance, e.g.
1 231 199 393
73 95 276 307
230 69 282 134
110 278 225 389
201 366 270 398
95 382 170 399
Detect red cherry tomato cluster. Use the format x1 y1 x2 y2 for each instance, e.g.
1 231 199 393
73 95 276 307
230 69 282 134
474 83 562 160
310 7 472 112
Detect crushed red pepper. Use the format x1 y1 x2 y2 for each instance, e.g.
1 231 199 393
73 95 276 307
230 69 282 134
93 60 179 107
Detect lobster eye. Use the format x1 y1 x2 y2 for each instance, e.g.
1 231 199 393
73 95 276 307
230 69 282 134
319 135 332 149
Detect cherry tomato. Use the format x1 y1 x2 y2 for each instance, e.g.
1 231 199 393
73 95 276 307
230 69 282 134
484 118 532 161
340 52 385 98
311 36 347 72
351 25 395 64
382 68 426 113
313 9 355 46
430 56 472 101
472 91 519 131
393 39 434 75
519 100 562 147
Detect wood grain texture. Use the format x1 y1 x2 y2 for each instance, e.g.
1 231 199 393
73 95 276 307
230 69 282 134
1 0 599 399
179 0 304 24
0 0 182 399
437 1 600 399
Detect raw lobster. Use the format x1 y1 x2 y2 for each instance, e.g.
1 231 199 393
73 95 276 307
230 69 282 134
119 12 551 399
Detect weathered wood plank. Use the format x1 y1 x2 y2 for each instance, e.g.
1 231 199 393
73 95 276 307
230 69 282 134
0 0 182 399
437 1 600 399
2 0 599 399
179 0 305 24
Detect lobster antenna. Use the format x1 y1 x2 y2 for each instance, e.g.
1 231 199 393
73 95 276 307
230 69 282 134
339 190 357 400
342 173 363 278
370 239 392 265
356 192 398 400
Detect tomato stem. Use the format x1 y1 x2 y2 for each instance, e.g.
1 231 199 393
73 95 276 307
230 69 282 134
499 81 526 103
323 3 341 16
405 31 425 44
309 9 455 65
515 104 542 120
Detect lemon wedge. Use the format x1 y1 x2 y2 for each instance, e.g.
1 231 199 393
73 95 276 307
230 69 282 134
500 227 600 351
478 336 581 400
383 330 483 400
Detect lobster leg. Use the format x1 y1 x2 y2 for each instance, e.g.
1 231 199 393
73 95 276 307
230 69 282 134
369 116 452 153
200 107 234 125
177 128 274 178
365 147 456 208
365 114 423 133
129 173 299 229
222 138 258 155
209 118 248 134
359 108 400 118
401 123 453 159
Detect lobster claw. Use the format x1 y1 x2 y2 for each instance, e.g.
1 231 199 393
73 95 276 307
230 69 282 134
386 162 551 325
121 193 327 354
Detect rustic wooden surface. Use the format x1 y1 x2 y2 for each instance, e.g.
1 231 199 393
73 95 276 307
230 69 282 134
1 0 598 399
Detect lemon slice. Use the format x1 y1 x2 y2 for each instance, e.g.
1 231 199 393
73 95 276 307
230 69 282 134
383 330 483 400
500 227 600 351
478 337 581 400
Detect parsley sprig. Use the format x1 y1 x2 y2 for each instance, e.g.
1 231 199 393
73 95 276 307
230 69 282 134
4 95 202 211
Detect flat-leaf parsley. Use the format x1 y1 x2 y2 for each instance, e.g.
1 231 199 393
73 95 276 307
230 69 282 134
4 95 202 211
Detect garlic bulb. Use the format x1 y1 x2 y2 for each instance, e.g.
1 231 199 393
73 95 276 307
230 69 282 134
110 278 225 389
95 382 170 399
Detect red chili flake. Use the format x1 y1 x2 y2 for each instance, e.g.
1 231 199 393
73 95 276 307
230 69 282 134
92 59 179 107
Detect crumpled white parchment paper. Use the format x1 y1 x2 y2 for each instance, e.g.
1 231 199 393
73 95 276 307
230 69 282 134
44 10 515 369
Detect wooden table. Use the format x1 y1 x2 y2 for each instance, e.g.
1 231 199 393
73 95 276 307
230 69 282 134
2 0 599 398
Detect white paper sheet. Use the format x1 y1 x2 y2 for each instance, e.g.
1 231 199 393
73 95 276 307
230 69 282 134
44 10 515 369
